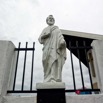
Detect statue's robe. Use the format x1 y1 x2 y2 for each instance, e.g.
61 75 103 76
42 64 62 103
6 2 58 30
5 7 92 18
38 25 66 82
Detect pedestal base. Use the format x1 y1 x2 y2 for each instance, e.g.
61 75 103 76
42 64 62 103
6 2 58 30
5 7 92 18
36 82 66 103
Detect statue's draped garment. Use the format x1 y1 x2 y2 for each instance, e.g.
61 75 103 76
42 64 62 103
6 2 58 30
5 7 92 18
38 25 66 82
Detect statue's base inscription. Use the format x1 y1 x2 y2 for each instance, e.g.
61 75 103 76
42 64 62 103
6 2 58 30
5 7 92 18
36 83 66 103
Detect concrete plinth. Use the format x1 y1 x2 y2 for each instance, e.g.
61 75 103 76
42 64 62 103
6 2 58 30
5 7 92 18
36 82 65 89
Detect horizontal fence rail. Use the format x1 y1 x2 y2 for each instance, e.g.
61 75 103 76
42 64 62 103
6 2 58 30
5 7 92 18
7 41 100 94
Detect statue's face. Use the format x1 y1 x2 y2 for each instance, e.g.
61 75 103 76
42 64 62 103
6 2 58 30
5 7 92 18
47 15 55 26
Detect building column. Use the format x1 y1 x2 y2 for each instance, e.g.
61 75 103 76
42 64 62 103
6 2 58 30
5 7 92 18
91 40 103 93
0 41 15 96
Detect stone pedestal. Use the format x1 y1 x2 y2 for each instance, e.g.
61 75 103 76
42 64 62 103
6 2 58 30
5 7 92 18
36 82 66 103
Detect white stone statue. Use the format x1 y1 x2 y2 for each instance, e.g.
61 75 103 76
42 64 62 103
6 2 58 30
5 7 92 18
38 15 66 82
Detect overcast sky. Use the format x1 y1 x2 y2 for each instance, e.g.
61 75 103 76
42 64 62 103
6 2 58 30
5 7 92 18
0 0 103 92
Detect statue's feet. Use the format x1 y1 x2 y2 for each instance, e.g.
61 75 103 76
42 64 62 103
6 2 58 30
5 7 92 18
51 79 56 83
50 78 56 83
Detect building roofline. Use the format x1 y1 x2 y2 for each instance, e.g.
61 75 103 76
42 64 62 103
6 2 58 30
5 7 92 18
61 29 103 40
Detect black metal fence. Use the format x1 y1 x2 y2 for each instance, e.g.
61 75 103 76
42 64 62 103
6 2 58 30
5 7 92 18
65 40 100 93
7 41 100 94
8 42 37 93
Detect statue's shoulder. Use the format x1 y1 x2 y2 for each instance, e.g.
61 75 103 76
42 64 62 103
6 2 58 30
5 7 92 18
42 26 50 31
52 25 58 28
51 25 59 31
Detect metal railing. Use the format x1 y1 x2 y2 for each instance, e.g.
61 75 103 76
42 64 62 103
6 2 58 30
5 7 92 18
7 41 100 94
8 42 37 93
65 40 100 93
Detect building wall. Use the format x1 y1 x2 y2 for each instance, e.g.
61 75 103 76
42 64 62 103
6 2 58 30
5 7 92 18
1 95 103 103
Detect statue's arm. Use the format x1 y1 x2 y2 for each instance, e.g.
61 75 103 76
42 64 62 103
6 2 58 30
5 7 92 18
38 32 50 44
38 27 50 44
41 32 50 39
59 39 66 49
58 34 66 49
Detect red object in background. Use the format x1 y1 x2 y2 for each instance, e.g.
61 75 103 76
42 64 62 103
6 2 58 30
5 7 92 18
75 90 80 94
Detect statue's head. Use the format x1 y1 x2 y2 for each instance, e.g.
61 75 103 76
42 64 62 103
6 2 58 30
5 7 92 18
46 15 55 26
